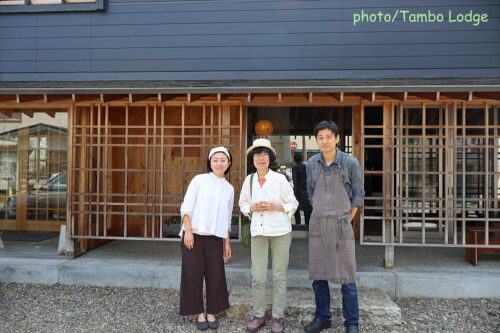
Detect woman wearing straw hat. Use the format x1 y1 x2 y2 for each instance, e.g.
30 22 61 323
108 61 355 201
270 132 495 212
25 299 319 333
179 146 234 331
239 138 298 333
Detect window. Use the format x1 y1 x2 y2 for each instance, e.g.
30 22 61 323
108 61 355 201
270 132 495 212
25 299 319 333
0 111 21 122
0 0 103 13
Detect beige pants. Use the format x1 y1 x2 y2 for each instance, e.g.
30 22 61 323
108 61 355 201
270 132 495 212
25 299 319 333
250 232 292 318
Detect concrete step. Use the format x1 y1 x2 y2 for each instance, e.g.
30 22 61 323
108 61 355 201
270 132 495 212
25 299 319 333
227 286 401 327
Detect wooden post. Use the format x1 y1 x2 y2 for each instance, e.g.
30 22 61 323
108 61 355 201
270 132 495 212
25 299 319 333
78 106 90 253
383 102 394 268
445 103 455 244
66 105 75 257
16 127 29 231
352 105 362 240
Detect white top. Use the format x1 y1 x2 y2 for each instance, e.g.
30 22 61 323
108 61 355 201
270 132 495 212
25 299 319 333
180 173 234 239
239 170 298 237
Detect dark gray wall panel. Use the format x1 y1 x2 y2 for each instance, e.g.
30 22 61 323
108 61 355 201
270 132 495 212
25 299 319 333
0 49 36 61
0 38 37 50
35 61 91 72
0 0 499 82
86 56 498 72
86 30 500 47
86 20 499 35
0 27 37 38
89 6 499 27
0 61 36 73
3 68 498 82
34 37 92 49
85 44 500 61
36 26 92 38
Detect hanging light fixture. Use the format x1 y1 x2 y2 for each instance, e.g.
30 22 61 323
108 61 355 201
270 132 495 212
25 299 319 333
254 119 274 138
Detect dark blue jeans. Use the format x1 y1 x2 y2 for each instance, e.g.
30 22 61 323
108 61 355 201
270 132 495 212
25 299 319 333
312 280 359 327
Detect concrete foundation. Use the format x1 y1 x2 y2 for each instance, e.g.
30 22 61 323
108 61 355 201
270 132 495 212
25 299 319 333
1 239 499 299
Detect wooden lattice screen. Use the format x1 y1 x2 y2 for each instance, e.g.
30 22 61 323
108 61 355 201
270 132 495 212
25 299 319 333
69 103 244 252
362 103 500 248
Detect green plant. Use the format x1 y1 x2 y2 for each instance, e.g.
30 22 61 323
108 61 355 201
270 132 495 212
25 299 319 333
168 216 181 224
231 216 239 225
240 214 251 248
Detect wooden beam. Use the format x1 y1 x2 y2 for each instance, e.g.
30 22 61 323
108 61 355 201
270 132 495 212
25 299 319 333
308 92 313 103
378 92 407 102
0 95 16 103
158 93 185 102
100 94 128 103
217 93 232 102
327 92 343 102
472 91 500 101
277 93 282 103
440 91 472 101
16 94 44 103
187 94 208 103
0 109 13 117
354 92 375 102
44 110 57 118
21 109 34 118
44 94 72 103
409 92 439 101
247 93 253 103
72 94 100 103
129 94 155 103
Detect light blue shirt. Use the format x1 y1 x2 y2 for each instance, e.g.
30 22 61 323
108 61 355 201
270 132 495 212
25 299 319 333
306 149 365 208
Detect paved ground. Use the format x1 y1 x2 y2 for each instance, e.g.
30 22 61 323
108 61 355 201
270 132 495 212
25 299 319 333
2 236 500 275
0 283 498 333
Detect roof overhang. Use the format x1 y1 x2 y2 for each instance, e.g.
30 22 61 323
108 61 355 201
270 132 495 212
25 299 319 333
0 79 499 107
0 78 499 95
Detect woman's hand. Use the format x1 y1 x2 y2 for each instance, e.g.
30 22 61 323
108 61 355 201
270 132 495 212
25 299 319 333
183 231 194 250
254 201 283 212
251 201 271 212
223 241 231 260
269 202 285 212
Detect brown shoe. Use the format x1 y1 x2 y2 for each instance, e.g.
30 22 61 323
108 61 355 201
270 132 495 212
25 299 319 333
246 316 266 333
271 317 284 333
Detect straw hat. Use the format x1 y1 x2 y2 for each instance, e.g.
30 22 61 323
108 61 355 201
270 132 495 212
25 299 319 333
246 138 276 155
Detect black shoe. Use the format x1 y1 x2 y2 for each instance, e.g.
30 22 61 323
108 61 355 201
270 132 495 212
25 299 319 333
196 319 209 331
345 326 359 333
207 319 219 330
303 317 331 333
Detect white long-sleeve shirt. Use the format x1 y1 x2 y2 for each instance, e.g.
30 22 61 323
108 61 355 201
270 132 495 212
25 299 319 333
180 173 234 239
239 170 298 237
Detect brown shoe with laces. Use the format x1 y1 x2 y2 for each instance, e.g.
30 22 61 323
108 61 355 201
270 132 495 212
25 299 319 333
271 317 284 333
246 316 266 333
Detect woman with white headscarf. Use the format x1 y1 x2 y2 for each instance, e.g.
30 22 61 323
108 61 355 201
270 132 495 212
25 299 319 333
179 146 234 331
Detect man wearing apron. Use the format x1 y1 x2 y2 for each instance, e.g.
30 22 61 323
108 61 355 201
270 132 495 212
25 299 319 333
303 121 365 333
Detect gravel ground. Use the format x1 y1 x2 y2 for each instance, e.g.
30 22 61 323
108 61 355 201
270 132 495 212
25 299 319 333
0 283 499 333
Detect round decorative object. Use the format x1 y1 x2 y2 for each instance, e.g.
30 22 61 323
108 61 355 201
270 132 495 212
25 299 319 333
254 120 273 137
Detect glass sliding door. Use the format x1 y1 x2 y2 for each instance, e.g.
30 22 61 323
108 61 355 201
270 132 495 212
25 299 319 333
0 110 68 232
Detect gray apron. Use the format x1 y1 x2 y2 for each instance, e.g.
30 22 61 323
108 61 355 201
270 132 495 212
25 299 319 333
308 168 356 284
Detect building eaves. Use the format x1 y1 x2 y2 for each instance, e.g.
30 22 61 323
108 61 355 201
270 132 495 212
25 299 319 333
0 78 499 95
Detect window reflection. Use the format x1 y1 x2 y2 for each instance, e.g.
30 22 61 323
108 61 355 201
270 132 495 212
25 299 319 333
0 112 68 228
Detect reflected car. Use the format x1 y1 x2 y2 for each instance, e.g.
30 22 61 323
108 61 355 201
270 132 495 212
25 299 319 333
4 173 67 220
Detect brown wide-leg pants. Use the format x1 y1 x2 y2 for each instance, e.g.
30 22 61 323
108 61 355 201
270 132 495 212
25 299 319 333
179 233 230 316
